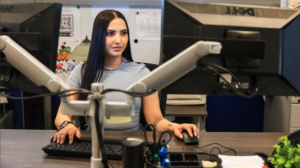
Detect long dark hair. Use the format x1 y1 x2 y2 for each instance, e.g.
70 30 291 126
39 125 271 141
79 10 133 100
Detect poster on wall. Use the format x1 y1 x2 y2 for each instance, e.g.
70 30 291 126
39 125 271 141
135 10 161 41
287 0 300 9
56 6 81 82
59 6 81 45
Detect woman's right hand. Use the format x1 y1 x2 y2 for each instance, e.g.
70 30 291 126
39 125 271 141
53 124 81 145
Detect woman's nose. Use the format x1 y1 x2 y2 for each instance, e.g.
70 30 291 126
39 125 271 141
114 33 121 44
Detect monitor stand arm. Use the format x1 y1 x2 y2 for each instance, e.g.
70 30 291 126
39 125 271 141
126 41 222 96
0 35 108 168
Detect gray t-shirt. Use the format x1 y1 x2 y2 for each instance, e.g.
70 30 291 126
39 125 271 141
67 59 150 131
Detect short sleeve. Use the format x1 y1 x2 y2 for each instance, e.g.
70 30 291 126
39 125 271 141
67 63 83 88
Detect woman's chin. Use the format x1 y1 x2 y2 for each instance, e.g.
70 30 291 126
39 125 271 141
106 54 123 58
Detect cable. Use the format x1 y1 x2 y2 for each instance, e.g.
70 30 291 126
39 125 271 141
194 143 237 156
210 147 222 155
222 149 233 155
200 63 240 86
0 87 154 100
94 100 114 168
107 161 115 168
106 144 117 155
200 64 258 98
101 88 157 97
94 99 109 168
206 64 257 98
0 88 155 100
0 89 93 100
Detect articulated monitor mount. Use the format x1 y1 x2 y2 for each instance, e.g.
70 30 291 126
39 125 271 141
1 35 221 168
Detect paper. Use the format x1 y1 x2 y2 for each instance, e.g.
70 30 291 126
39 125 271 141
287 0 300 9
56 6 81 82
219 155 264 168
59 6 81 45
55 61 79 82
135 10 161 40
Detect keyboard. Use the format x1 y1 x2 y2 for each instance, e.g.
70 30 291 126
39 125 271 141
42 138 148 160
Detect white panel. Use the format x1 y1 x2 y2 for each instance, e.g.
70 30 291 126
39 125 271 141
281 0 287 7
290 104 300 127
264 96 291 132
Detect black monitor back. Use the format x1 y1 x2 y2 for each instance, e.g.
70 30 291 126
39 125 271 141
161 0 300 96
0 3 62 94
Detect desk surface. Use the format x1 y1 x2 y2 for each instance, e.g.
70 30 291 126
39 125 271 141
0 129 286 168
165 105 207 117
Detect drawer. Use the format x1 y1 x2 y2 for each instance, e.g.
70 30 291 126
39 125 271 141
289 128 300 133
291 97 300 104
290 104 300 127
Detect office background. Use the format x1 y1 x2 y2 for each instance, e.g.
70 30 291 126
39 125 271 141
0 0 290 132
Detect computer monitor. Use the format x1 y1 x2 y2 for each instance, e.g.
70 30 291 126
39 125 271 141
0 3 62 94
161 0 300 96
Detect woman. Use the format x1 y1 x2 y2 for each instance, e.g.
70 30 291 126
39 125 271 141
54 10 199 145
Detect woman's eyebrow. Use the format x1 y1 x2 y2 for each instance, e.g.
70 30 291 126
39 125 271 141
107 29 128 31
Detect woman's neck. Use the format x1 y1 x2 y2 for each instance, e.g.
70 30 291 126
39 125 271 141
104 56 123 69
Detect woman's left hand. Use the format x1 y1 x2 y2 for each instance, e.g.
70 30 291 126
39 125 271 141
173 124 199 139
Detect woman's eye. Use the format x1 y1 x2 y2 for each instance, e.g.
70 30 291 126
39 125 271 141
121 32 128 36
107 32 114 36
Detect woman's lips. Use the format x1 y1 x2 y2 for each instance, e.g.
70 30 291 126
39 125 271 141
112 47 122 51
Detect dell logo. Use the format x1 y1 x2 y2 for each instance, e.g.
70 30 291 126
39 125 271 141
225 7 255 16
0 5 15 13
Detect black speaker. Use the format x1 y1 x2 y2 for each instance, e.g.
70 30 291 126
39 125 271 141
122 138 144 168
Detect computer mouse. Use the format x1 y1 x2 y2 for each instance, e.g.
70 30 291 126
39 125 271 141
180 130 199 145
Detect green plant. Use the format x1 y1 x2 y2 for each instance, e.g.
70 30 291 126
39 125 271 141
269 136 300 168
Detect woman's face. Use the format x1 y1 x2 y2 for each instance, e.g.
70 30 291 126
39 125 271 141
104 18 128 58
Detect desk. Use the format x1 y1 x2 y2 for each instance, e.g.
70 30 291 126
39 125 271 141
0 129 286 168
165 105 207 131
